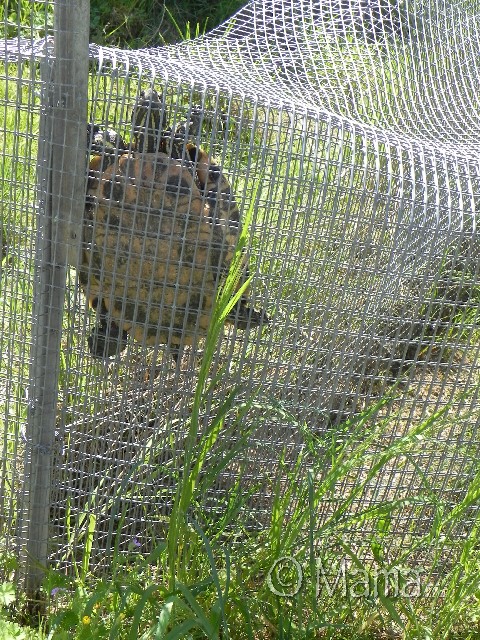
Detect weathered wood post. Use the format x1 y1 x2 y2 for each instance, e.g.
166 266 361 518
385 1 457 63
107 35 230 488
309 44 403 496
23 0 89 596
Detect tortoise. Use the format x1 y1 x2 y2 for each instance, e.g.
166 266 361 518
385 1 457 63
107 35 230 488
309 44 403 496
80 88 268 361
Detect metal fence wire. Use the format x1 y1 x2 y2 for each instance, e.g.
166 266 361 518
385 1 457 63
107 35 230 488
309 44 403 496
1 0 480 588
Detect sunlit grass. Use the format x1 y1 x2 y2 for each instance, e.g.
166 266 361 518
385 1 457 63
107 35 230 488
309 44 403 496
2 392 480 638
0 1 54 41
2 4 480 639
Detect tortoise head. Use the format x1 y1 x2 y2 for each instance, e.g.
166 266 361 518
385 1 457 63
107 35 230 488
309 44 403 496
131 88 165 154
87 123 127 155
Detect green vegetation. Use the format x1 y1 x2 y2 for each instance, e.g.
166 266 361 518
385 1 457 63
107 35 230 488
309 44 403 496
2 0 480 638
2 396 480 638
0 0 246 46
89 0 247 47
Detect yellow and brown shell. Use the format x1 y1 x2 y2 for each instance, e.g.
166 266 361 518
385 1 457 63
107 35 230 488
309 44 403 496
79 140 267 357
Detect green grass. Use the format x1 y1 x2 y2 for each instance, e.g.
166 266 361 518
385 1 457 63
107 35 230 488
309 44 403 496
2 395 480 638
2 2 480 638
0 0 245 47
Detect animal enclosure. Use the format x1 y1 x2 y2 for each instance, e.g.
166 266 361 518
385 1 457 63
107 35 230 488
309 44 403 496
1 0 480 592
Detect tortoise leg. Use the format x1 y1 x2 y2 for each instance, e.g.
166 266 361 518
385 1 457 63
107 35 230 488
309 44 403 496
170 346 184 367
88 299 129 359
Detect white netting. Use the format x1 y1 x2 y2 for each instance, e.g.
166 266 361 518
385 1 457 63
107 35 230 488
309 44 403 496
1 0 480 580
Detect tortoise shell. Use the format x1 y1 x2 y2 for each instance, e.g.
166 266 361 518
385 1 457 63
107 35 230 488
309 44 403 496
80 90 268 358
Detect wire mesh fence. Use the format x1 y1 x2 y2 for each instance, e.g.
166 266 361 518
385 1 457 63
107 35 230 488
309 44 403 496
1 0 480 591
